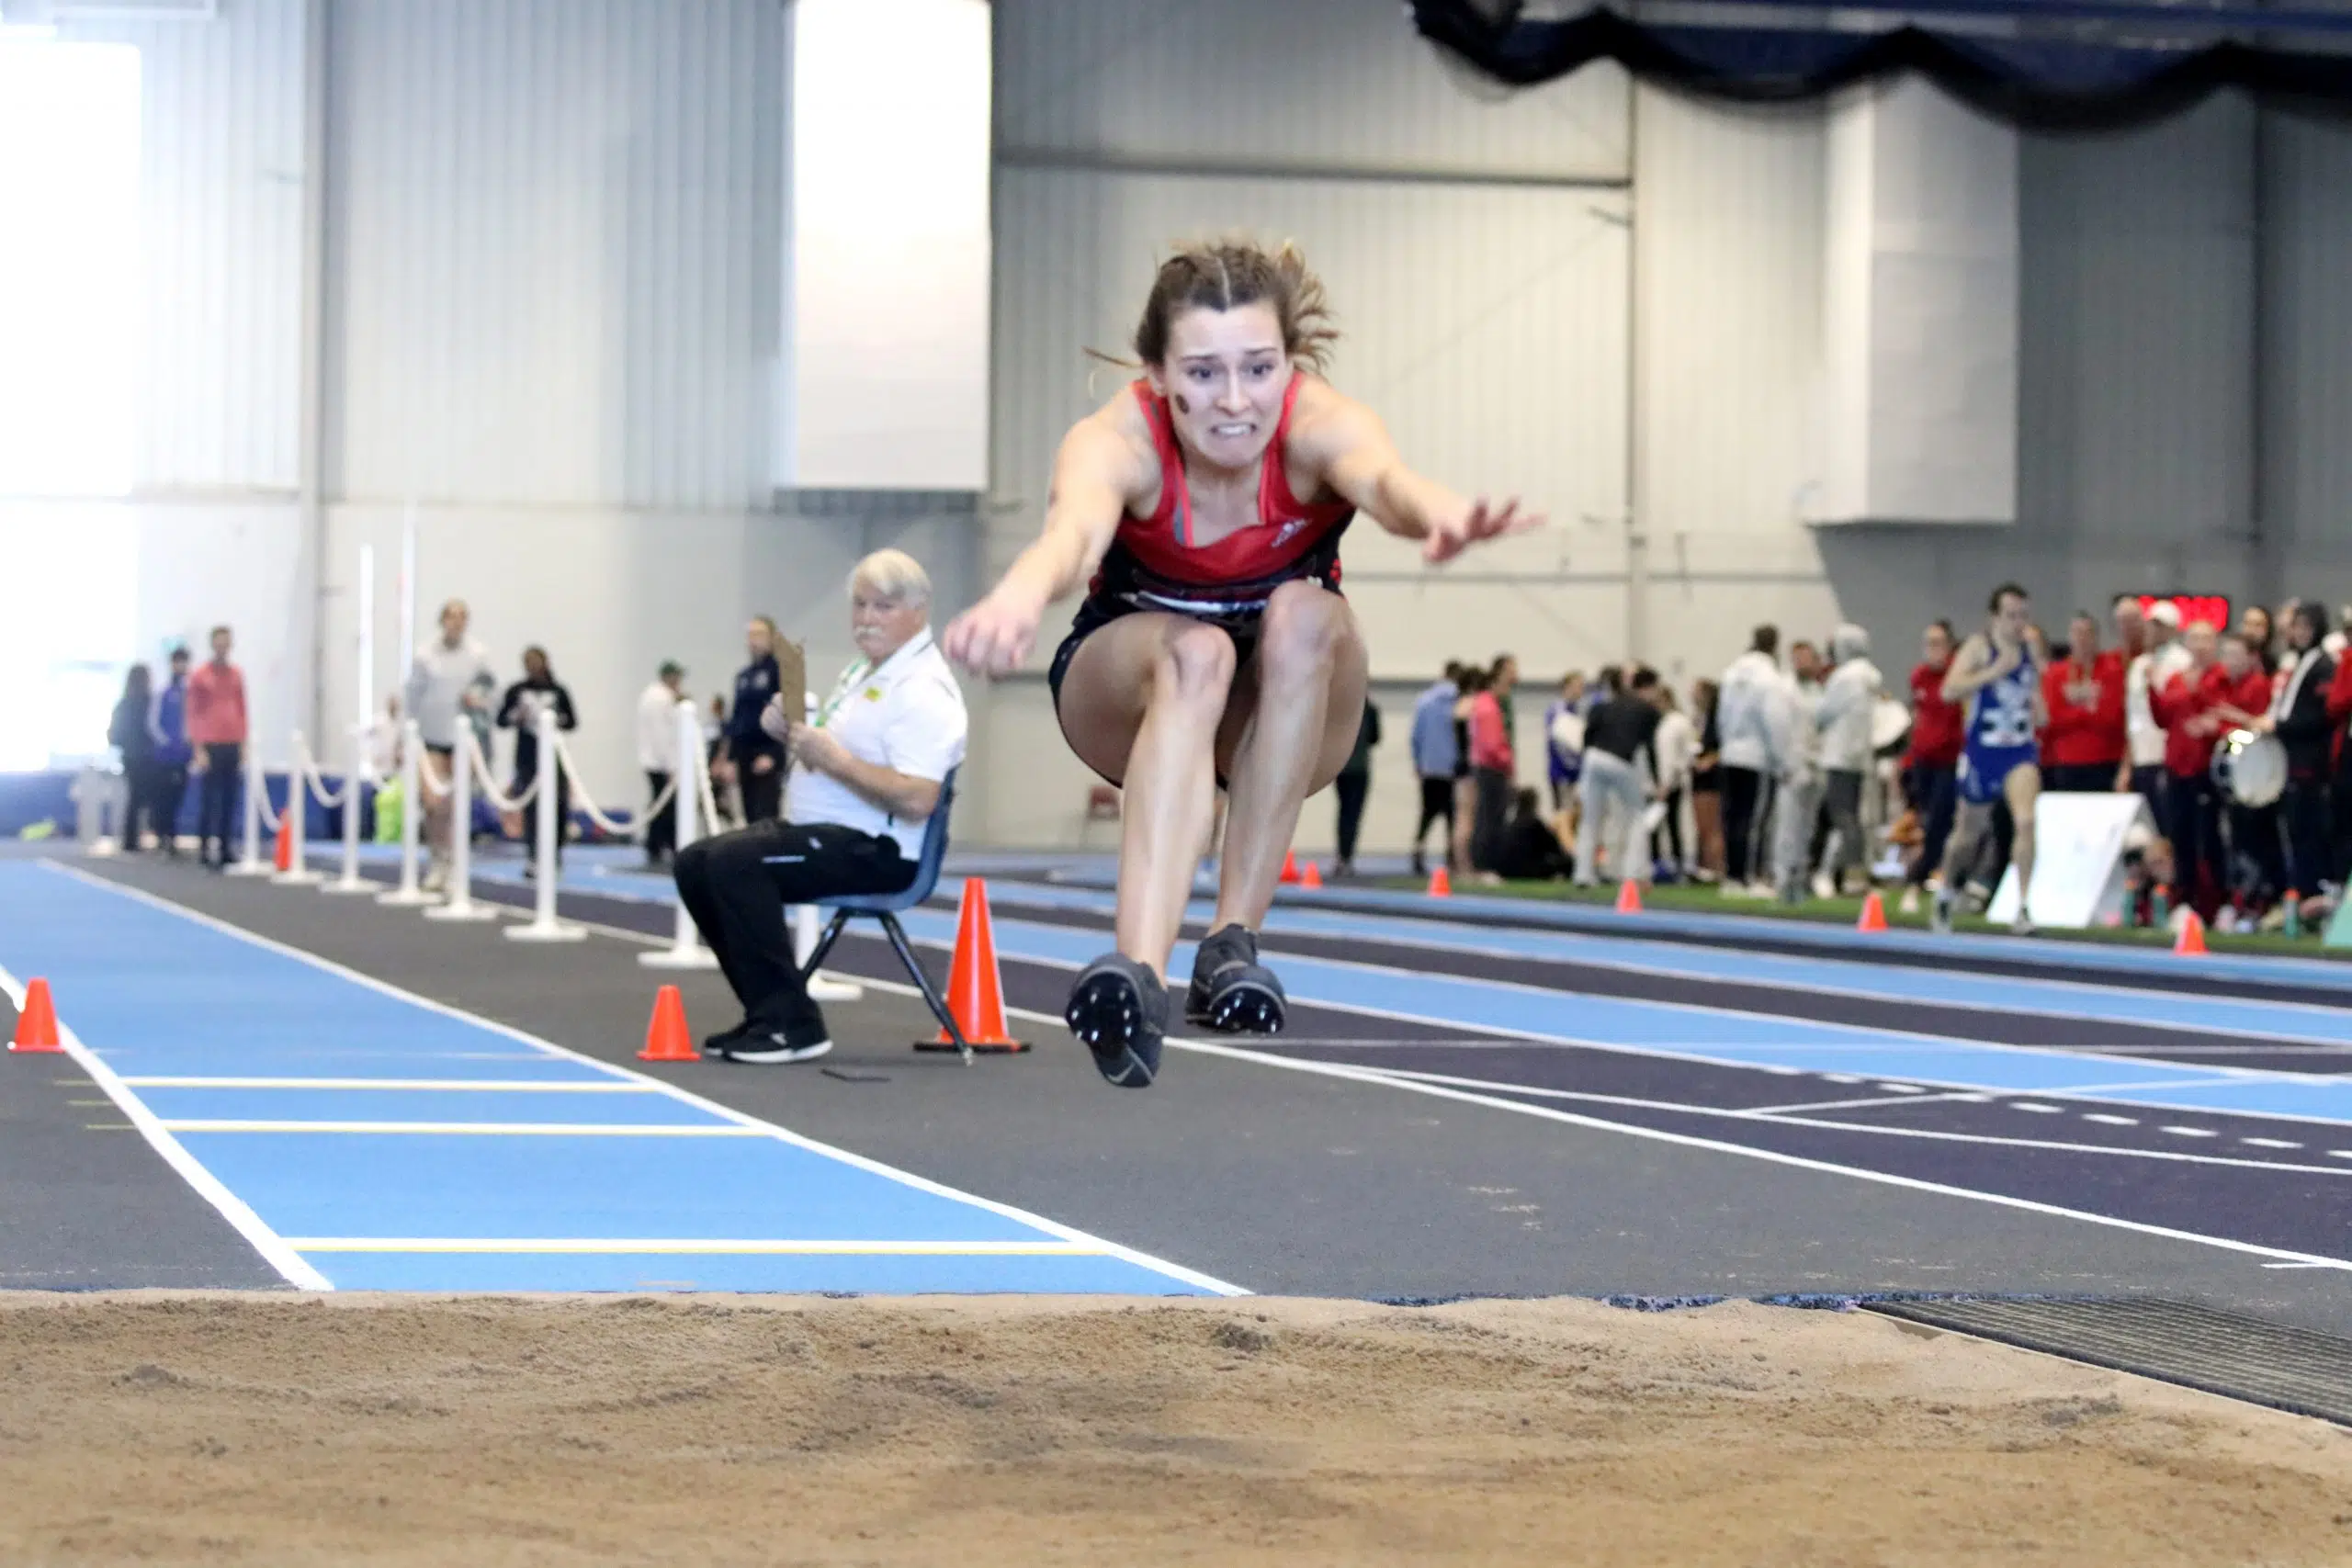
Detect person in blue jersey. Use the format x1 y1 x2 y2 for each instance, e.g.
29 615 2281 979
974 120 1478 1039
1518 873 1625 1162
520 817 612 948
1932 582 2048 935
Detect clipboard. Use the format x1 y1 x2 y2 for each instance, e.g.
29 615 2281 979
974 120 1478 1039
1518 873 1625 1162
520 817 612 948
775 638 807 728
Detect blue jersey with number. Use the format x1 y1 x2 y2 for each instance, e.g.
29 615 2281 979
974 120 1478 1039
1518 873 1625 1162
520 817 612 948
1957 645 2040 804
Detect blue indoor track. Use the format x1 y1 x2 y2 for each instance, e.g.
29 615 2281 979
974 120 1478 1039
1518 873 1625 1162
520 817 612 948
0 862 1230 1295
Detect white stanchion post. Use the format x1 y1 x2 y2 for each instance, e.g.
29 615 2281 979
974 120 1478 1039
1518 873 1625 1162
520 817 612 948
378 718 433 906
640 699 718 970
424 728 495 922
272 732 324 886
325 546 375 895
227 745 271 876
505 705 583 942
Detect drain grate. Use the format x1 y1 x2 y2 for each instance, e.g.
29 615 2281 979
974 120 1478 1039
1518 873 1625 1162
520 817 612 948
1866 1297 2352 1427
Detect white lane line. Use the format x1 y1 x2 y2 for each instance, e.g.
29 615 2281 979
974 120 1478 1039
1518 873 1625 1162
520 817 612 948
2335 1151 2352 1161
1750 1091 1982 1116
284 1237 1106 1256
1875 1083 1929 1094
0 963 330 1292
2083 1113 2140 1125
2262 1261 2351 1270
2010 1102 2064 1113
158 1121 763 1136
2242 1137 2302 1149
2160 1126 2219 1139
1148 1039 2352 1271
121 1077 658 1092
46 863 1244 1298
1323 1063 2352 1178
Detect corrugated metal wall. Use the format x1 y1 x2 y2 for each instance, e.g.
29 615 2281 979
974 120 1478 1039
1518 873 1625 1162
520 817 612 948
63 0 306 492
2018 96 2257 552
2264 107 2352 573
326 0 782 510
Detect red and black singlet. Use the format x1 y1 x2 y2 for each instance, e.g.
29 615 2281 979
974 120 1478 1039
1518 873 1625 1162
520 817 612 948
1081 376 1355 626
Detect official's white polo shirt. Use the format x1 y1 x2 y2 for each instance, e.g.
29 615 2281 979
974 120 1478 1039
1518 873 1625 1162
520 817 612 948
784 629 967 857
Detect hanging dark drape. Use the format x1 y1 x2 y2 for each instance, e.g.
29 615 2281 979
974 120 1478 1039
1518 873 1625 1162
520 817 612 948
1410 2 2352 132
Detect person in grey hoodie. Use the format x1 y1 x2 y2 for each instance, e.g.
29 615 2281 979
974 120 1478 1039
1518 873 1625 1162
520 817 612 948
402 599 498 891
1812 622 1883 897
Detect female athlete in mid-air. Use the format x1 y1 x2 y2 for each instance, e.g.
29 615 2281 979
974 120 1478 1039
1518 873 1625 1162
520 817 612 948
944 241 1537 1087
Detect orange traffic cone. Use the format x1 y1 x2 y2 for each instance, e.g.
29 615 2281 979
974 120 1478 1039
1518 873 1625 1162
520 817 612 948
1300 861 1324 889
1427 865 1452 897
1856 889 1889 932
918 879 1028 1054
2174 909 2209 956
1614 879 1644 914
1279 850 1302 886
272 807 295 873
638 985 696 1062
9 977 62 1054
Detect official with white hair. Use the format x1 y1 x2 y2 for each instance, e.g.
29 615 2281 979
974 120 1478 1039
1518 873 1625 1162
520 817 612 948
673 549 967 1065
1813 623 1883 897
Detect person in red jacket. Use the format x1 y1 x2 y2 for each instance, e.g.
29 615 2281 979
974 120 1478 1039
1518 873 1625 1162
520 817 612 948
2154 626 2270 919
2039 609 2127 793
1898 620 1963 912
184 624 251 871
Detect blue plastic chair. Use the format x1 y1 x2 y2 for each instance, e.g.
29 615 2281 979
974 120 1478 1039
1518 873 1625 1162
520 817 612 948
797 767 978 1064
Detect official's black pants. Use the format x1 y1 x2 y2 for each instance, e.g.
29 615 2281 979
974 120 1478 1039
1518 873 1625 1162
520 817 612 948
1334 770 1370 866
644 770 676 863
2283 775 2331 900
1412 776 1453 857
1721 765 1765 885
673 820 915 1028
1471 766 1511 873
197 743 242 864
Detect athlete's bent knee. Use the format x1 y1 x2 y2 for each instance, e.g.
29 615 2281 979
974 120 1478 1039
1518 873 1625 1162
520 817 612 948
1150 622 1238 709
1256 581 1345 683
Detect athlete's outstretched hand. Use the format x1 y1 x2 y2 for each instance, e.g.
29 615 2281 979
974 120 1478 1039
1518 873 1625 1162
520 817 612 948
1424 497 1543 565
944 585 1047 679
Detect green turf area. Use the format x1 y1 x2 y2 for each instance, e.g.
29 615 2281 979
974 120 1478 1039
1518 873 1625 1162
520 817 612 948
1362 874 2352 959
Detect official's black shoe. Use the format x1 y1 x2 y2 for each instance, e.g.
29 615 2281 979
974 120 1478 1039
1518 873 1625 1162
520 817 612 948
1185 923 1285 1034
1065 953 1166 1089
707 1014 832 1064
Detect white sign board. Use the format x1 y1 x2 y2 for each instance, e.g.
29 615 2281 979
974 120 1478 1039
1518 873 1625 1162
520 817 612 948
1987 792 2154 929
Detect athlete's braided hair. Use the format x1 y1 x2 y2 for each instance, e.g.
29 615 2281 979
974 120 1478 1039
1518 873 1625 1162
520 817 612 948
1132 238 1338 375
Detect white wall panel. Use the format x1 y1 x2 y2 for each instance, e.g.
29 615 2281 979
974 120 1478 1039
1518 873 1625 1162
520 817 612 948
996 0 1628 180
327 0 781 510
62 0 306 491
989 166 1629 678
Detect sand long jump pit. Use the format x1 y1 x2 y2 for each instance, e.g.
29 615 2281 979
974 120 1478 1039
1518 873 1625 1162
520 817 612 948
4 1292 2347 1565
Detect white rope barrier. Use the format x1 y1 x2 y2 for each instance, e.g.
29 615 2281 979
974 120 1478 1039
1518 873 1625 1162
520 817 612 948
504 705 584 943
640 699 718 972
465 738 543 817
546 730 678 839
424 727 495 923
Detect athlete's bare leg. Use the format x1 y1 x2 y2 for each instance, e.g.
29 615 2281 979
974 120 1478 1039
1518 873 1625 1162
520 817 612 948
1054 611 1235 979
2004 763 2041 924
1210 581 1369 931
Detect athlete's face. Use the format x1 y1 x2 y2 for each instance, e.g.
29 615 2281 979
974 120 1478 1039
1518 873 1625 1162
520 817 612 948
2220 637 2253 680
2184 623 2218 666
1923 625 1951 665
1991 592 2030 646
1149 302 1291 470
